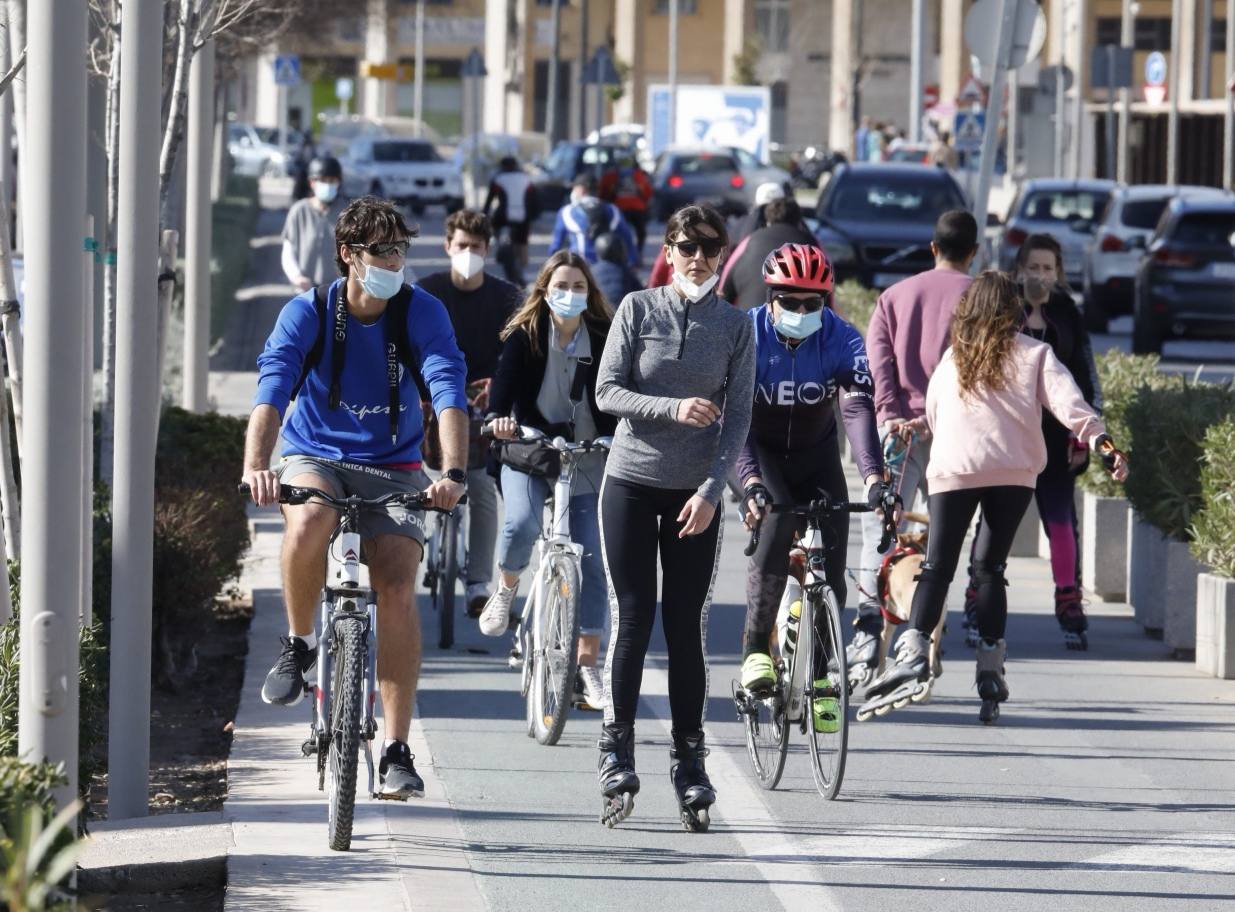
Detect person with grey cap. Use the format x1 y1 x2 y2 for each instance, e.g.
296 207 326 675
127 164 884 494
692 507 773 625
282 156 347 291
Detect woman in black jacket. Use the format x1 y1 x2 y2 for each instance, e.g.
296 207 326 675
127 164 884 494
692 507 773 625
966 233 1102 649
477 250 617 709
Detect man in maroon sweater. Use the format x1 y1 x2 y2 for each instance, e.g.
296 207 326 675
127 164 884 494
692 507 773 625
847 210 979 687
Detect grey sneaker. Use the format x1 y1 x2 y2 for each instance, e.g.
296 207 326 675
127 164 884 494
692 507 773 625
479 581 518 636
378 740 425 800
261 636 316 706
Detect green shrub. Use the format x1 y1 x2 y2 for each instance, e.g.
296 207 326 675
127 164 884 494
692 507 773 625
1191 417 1235 578
209 174 259 343
0 758 80 912
835 280 878 337
1080 350 1182 498
1123 380 1235 541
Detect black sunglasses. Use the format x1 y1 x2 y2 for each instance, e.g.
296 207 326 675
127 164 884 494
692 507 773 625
670 239 724 259
772 293 828 313
350 240 411 258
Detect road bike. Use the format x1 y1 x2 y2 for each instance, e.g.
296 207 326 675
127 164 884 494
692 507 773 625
239 481 462 851
733 494 891 799
423 498 468 649
485 424 610 746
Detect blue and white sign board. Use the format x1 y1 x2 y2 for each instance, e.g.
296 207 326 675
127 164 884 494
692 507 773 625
335 77 354 101
647 84 772 162
273 54 301 87
953 109 985 153
1144 51 1167 87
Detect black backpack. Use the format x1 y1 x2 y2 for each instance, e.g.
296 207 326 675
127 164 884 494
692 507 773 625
578 198 613 242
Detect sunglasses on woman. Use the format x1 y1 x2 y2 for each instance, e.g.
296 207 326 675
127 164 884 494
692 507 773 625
350 240 411 258
772 293 828 313
670 239 725 259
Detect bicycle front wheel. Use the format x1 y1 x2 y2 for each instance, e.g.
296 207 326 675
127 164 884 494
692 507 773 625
805 587 849 800
327 616 366 850
741 675 789 790
437 512 458 650
531 558 581 746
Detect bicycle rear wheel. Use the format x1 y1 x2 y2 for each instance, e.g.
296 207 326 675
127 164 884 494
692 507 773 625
437 512 458 650
327 616 365 850
531 558 581 746
741 676 789 790
805 588 849 800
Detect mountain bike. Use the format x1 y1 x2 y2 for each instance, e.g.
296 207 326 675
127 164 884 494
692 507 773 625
423 499 468 649
239 481 463 851
484 423 611 746
733 494 892 799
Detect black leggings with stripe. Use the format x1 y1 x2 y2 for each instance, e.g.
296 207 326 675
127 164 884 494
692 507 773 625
601 477 722 733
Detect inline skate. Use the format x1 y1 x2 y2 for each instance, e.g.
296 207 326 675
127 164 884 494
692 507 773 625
845 620 881 691
855 628 931 720
1055 586 1088 650
598 723 639 828
976 638 1009 724
669 730 715 833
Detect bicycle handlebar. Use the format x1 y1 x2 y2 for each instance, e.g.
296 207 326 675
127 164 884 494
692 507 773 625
480 421 613 454
237 482 465 513
743 496 894 557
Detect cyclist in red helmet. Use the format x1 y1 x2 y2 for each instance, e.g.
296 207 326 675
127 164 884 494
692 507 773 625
734 242 899 694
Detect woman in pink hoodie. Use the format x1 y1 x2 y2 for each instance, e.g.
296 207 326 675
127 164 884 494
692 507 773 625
857 272 1128 724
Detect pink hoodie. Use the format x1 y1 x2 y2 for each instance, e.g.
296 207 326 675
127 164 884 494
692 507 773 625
924 335 1107 493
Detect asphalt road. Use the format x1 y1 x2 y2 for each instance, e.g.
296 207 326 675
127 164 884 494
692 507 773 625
219 187 1235 911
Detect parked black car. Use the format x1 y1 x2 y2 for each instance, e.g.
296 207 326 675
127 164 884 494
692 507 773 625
649 146 753 221
529 141 624 211
1133 197 1235 354
813 163 968 288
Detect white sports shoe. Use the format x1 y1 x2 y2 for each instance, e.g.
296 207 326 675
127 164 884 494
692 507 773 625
479 582 518 636
578 665 606 710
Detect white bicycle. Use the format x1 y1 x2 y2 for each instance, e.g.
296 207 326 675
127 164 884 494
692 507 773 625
484 423 611 746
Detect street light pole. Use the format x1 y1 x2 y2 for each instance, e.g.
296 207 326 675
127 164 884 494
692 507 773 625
972 0 1017 235
668 0 679 147
1117 0 1133 183
108 0 164 820
413 0 425 138
183 38 213 413
1224 0 1233 191
1167 0 1182 183
909 0 925 143
18 0 88 812
545 0 562 146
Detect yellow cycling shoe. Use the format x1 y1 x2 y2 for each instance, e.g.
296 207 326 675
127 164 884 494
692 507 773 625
741 652 776 693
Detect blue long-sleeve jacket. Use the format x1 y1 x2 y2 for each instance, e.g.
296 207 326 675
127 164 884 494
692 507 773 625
736 305 883 485
254 279 468 465
550 197 638 267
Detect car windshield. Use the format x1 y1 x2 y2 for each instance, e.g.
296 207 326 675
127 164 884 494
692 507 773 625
674 153 738 174
1120 198 1171 230
1172 211 1235 245
372 141 440 163
1020 190 1110 223
826 174 965 222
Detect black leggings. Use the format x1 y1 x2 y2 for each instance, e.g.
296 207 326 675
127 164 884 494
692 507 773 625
600 477 723 732
745 438 848 637
909 486 1034 641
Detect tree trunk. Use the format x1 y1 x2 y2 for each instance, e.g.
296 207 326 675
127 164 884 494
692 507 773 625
6 0 25 256
155 228 179 422
158 0 194 229
100 14 121 487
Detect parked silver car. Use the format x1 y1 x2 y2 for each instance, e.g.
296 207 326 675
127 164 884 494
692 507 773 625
1081 184 1230 331
997 178 1116 288
342 136 464 214
227 123 299 178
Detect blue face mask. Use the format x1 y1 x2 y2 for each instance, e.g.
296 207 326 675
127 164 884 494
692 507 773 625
313 181 339 204
358 258 403 300
546 288 588 318
774 306 823 340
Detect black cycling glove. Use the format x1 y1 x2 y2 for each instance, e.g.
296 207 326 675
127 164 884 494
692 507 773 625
743 482 770 521
866 480 902 516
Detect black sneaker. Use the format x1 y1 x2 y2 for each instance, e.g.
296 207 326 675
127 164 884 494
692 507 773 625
378 741 425 800
260 636 316 706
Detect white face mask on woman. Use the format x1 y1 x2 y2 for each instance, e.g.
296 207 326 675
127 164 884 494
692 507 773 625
673 271 719 303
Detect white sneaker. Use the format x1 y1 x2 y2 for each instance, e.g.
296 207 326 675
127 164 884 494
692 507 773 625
479 582 518 636
578 665 606 711
465 582 491 618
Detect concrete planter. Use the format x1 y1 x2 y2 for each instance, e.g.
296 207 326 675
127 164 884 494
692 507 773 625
1081 493 1129 601
1196 573 1235 679
1163 539 1204 655
1127 512 1167 634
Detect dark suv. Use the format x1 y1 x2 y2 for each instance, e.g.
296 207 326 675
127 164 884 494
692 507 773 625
1133 197 1235 354
530 142 625 211
813 164 968 288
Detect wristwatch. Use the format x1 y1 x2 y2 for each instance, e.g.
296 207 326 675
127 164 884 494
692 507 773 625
444 468 468 486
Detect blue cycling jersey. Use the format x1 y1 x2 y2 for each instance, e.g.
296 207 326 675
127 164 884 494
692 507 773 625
736 304 883 484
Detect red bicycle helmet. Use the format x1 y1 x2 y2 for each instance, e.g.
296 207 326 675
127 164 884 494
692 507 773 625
762 243 835 294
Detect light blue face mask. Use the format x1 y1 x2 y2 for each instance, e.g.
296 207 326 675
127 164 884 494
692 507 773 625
313 181 339 204
546 288 588 318
358 259 403 300
774 306 823 340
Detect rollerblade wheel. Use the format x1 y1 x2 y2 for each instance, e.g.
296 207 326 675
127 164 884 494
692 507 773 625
681 806 710 833
874 703 892 716
601 792 634 828
910 683 932 704
855 707 873 722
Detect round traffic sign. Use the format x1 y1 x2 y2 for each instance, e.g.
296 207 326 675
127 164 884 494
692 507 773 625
1145 51 1167 87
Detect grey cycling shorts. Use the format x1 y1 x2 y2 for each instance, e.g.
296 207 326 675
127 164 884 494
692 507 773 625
274 455 429 549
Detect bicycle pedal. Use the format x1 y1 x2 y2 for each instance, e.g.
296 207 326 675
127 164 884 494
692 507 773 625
373 791 409 802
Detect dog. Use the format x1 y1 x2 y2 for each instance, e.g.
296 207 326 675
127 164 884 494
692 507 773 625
874 512 946 691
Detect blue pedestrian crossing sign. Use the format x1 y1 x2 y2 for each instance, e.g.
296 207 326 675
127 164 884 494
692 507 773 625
953 110 985 153
273 55 301 88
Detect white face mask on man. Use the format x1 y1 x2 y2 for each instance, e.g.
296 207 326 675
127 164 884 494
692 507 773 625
451 249 485 280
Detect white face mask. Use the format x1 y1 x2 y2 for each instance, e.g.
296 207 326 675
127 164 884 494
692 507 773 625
546 288 588 318
673 270 719 303
451 249 485 280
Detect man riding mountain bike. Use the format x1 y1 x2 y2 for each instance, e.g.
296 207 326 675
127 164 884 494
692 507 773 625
242 196 469 800
735 243 899 693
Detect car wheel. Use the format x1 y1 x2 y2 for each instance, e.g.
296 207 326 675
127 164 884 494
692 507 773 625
1131 305 1162 355
1082 290 1107 333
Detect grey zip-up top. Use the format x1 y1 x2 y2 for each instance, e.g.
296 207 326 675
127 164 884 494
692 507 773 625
596 284 756 504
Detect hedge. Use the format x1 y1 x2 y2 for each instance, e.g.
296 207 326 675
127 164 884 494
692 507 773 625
1191 417 1235 578
835 280 877 338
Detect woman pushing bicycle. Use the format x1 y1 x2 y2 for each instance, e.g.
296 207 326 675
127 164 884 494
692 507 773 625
479 251 616 712
736 243 899 696
593 204 755 832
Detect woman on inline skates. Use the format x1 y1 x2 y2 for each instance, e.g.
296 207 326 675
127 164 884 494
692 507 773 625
858 271 1128 724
